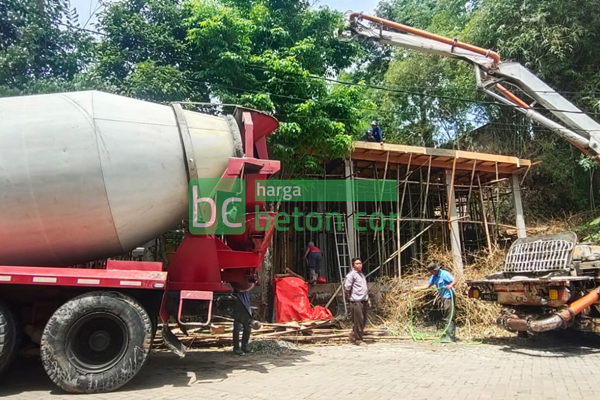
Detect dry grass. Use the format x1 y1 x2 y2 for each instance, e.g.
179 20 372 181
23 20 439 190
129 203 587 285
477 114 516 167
375 244 511 340
509 210 597 238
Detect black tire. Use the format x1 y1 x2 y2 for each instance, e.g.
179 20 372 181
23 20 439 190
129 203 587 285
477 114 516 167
0 300 20 375
41 291 153 394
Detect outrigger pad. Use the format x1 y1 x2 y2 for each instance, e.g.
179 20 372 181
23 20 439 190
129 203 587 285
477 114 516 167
162 325 187 358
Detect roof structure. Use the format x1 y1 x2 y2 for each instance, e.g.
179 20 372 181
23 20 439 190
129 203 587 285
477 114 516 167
350 142 534 183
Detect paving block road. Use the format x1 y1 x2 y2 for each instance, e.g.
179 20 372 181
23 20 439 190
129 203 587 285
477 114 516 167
2 334 600 400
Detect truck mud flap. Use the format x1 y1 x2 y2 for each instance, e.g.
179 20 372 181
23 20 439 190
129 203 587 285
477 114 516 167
162 325 187 358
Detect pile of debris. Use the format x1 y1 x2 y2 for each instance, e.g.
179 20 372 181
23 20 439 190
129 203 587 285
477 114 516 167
246 340 299 355
378 245 507 339
157 318 406 349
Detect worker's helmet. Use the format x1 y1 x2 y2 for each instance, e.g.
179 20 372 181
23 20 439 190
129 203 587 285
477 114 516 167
426 262 441 273
371 121 378 126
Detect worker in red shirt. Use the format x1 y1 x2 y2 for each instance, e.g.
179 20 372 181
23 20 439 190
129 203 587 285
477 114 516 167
304 241 323 284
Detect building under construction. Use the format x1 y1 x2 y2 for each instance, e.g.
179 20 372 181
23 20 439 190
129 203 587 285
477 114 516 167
271 141 533 284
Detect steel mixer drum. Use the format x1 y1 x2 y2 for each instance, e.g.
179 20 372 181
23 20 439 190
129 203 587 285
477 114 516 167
0 91 241 266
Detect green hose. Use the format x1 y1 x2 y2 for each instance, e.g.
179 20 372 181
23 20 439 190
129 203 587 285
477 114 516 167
408 288 482 345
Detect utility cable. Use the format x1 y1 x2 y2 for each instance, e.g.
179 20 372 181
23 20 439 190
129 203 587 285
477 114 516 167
54 22 600 119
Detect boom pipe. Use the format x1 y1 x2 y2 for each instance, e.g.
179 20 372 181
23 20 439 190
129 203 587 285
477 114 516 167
495 84 530 109
349 12 501 64
501 287 600 333
349 13 529 108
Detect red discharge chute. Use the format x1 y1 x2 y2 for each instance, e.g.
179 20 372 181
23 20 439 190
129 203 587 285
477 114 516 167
274 277 333 322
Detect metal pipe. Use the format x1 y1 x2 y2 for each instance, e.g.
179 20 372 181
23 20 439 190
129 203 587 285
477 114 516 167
349 12 501 64
353 11 525 110
496 84 530 108
500 287 600 333
483 89 592 152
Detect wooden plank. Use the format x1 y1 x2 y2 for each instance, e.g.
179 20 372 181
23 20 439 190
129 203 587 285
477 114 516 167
352 152 528 176
353 141 531 167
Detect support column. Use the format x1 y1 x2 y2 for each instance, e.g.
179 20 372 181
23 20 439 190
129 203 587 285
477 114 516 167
344 159 357 259
512 174 527 239
445 170 464 275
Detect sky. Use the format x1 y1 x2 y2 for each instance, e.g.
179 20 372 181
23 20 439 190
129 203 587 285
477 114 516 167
70 0 379 29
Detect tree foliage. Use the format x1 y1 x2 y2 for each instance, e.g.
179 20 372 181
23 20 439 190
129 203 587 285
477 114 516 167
91 0 369 175
1 0 599 215
0 0 95 95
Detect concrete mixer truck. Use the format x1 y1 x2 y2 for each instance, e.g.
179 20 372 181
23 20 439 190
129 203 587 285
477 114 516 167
0 91 280 393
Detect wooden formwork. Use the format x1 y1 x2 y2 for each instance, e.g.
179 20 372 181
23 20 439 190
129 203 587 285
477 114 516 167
271 142 533 283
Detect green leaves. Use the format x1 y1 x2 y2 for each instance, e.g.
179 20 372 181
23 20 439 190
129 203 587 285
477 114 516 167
1 0 367 177
88 0 365 176
0 0 93 93
124 61 190 101
576 216 600 243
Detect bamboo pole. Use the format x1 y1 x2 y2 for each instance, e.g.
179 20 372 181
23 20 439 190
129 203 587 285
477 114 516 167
477 174 493 255
467 159 477 208
379 152 390 276
398 155 413 278
421 156 432 219
396 165 401 278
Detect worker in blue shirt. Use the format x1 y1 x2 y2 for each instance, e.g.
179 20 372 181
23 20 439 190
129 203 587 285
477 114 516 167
413 262 458 342
369 121 383 143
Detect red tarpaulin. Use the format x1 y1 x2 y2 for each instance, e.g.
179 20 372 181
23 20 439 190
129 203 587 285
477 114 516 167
274 277 333 322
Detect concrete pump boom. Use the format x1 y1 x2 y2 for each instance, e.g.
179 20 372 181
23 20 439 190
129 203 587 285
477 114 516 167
347 12 600 162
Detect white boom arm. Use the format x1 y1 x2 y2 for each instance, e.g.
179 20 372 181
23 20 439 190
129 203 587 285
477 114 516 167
348 13 600 160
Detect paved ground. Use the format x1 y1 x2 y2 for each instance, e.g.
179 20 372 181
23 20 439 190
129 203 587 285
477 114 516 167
2 334 600 400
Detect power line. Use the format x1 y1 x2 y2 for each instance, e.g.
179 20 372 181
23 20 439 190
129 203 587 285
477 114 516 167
57 22 600 115
243 64 600 117
47 22 600 136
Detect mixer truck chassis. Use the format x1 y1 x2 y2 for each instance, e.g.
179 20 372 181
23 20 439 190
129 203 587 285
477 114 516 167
0 91 281 393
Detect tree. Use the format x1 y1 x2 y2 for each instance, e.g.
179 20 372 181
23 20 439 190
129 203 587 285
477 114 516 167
463 0 600 214
0 0 95 95
94 0 369 175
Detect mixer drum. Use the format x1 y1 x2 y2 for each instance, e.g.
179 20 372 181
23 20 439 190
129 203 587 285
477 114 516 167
0 91 241 266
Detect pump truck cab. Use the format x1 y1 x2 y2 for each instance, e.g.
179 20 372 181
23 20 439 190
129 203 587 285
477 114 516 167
346 13 600 336
0 91 279 393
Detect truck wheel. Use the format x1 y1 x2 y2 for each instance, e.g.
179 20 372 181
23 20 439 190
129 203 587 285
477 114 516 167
41 291 153 394
0 300 20 375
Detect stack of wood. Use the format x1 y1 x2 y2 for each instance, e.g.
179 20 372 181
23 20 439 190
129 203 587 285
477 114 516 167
157 318 410 348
